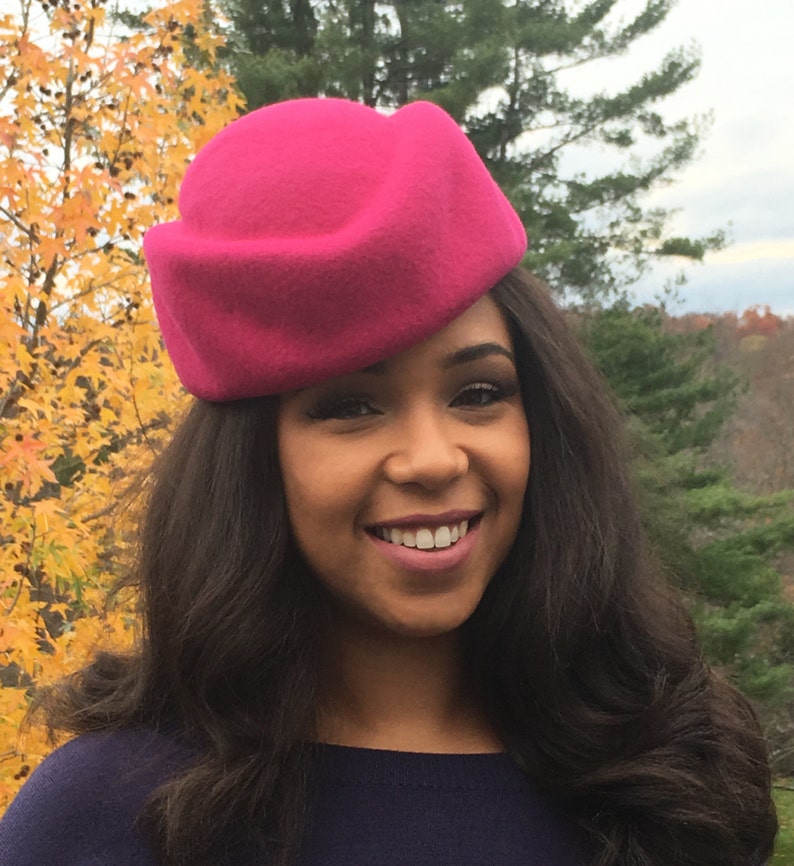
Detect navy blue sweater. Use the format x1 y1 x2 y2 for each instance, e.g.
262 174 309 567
0 727 588 865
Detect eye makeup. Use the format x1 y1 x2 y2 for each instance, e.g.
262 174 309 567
306 392 381 421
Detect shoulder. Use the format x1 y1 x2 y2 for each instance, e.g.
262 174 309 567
5 726 192 806
0 727 192 866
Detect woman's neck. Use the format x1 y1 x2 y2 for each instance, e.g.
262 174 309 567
315 619 501 754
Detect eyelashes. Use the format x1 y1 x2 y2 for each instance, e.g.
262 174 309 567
307 393 379 421
452 381 519 408
306 379 520 422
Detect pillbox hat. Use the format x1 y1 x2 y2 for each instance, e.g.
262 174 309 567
144 98 526 400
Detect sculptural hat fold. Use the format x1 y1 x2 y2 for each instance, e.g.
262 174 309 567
143 97 527 401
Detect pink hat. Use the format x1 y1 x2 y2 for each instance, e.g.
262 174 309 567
143 98 526 400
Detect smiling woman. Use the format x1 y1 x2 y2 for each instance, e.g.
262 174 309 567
278 297 530 647
0 99 778 866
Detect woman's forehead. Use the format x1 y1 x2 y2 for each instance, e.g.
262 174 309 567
358 296 515 375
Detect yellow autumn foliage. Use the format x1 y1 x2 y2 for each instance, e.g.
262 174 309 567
0 0 241 807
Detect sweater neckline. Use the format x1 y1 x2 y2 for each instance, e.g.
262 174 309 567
312 742 527 790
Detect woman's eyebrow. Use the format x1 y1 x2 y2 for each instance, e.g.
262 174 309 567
357 341 515 376
441 342 516 369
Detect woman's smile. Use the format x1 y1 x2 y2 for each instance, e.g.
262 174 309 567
367 516 481 576
367 509 479 547
277 295 531 637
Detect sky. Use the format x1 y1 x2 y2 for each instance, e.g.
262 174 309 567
558 0 794 315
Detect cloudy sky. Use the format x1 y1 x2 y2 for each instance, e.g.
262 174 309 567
559 0 794 314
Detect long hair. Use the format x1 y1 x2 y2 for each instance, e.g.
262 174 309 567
40 268 776 865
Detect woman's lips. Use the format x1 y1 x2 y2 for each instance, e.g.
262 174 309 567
368 509 481 530
368 517 481 574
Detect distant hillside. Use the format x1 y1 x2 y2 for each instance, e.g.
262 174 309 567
668 307 794 496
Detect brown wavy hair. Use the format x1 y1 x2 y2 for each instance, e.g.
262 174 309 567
41 268 777 865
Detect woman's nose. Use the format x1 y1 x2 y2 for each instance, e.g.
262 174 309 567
382 409 469 490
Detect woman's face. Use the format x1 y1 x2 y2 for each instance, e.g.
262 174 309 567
277 295 530 638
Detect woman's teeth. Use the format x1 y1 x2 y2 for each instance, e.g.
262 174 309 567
375 520 469 550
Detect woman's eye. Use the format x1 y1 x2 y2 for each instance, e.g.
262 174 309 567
452 381 517 408
307 395 381 421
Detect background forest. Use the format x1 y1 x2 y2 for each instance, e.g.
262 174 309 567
1 0 793 854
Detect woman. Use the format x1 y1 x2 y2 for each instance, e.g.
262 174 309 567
0 99 777 866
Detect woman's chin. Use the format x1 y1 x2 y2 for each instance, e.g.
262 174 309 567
363 599 481 640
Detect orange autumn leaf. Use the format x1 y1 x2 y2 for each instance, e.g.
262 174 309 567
0 436 57 497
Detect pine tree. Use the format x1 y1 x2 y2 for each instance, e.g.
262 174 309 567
221 0 722 301
581 304 794 769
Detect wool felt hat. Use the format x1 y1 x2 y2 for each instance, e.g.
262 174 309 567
143 98 527 401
